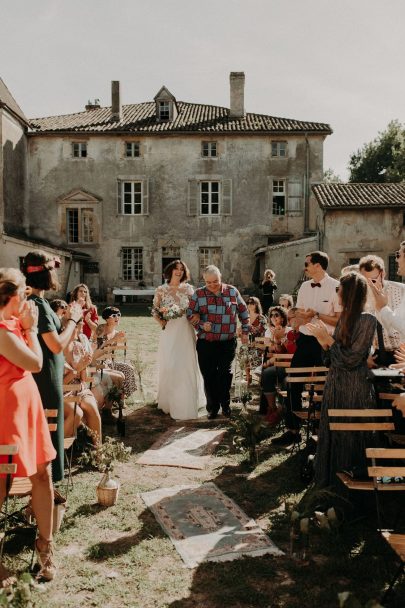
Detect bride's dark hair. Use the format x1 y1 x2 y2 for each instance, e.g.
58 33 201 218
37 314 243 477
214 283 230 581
163 259 190 283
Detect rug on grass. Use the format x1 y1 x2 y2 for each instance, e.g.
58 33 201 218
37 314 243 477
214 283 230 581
136 427 226 469
141 482 283 568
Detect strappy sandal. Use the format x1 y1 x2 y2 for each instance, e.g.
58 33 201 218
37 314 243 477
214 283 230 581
35 537 56 582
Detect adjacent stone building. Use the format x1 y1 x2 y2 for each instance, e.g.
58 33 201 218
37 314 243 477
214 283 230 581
23 73 331 296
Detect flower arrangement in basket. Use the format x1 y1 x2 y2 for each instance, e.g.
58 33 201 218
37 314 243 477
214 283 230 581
79 435 132 506
151 304 185 329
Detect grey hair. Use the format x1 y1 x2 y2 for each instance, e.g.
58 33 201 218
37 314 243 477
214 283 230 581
203 265 221 279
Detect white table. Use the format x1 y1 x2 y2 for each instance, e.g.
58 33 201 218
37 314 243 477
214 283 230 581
112 288 155 302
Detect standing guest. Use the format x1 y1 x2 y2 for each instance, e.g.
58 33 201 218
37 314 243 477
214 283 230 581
307 272 376 489
260 269 277 315
0 269 57 584
359 254 405 367
244 296 267 340
369 242 405 341
153 260 205 420
187 265 249 419
273 251 341 445
23 251 83 484
70 284 98 340
279 294 294 310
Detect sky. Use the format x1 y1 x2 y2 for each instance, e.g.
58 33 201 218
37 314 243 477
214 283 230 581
1 0 404 180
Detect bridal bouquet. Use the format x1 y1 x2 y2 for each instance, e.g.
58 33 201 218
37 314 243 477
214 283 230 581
151 304 185 329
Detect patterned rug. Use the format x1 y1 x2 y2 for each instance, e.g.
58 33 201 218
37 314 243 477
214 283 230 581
136 427 226 469
141 482 283 567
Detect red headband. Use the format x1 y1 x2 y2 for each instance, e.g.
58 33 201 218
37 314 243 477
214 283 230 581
26 257 61 273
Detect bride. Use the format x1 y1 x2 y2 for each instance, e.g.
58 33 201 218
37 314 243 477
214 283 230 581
153 259 206 420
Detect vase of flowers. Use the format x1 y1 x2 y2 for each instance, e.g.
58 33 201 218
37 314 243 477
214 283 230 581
79 436 132 507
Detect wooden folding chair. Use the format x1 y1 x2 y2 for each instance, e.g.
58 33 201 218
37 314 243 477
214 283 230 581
365 447 405 602
63 385 81 496
94 340 127 436
378 392 405 446
0 445 19 562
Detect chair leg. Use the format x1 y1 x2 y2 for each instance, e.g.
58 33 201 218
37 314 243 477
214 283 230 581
381 562 405 604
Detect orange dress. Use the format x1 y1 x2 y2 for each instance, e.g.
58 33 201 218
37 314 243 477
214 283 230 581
0 318 56 477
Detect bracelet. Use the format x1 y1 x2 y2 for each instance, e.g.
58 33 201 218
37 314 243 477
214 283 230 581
67 318 78 326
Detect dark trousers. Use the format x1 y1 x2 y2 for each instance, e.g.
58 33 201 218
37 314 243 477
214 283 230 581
197 338 237 415
286 333 323 430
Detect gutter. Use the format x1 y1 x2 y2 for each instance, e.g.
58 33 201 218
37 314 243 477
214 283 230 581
304 134 310 233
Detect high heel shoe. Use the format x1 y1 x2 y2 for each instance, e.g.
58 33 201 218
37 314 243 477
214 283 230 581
35 537 56 581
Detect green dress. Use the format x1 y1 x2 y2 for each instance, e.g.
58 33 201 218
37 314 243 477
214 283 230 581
29 295 65 483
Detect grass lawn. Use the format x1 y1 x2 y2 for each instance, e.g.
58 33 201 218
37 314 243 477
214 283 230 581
2 305 405 607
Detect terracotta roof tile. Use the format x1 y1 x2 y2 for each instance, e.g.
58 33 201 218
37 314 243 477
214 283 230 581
312 183 405 209
29 101 332 135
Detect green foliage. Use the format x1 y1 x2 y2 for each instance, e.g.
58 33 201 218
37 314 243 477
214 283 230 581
0 573 38 608
323 168 342 183
230 408 269 464
348 120 405 183
78 435 132 473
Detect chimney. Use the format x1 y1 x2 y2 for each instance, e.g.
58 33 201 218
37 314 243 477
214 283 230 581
85 99 100 111
111 81 122 121
229 72 245 118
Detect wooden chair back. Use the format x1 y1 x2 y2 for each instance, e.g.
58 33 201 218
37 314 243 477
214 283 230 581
286 366 329 384
366 448 405 491
273 353 294 368
328 409 394 432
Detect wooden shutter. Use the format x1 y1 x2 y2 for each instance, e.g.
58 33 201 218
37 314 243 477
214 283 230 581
221 179 232 215
187 179 198 216
143 179 149 215
117 180 122 214
268 176 274 213
287 180 302 212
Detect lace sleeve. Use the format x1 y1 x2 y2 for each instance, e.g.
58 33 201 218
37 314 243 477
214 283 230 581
153 286 164 308
328 313 376 369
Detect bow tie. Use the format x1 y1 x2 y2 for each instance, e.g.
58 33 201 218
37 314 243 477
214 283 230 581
311 282 321 288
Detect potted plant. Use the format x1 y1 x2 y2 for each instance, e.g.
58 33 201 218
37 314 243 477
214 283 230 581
79 436 132 506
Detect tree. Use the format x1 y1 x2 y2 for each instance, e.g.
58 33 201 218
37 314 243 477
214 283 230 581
348 120 405 183
323 168 342 183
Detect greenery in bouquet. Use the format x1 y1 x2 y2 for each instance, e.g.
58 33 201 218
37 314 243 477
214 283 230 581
0 572 39 608
78 435 132 473
151 304 185 329
230 408 269 465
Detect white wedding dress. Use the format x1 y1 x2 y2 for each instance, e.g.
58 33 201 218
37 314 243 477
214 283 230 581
154 282 206 420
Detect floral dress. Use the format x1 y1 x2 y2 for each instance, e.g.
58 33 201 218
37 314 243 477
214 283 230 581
96 330 137 398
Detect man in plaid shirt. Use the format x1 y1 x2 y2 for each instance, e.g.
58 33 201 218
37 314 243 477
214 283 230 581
187 265 249 419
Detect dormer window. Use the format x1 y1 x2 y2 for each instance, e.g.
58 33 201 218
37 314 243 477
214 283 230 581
159 101 170 121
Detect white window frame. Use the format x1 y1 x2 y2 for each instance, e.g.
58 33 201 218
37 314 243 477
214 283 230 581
271 141 287 158
159 101 170 120
200 181 220 216
121 181 143 215
272 180 286 216
121 247 143 281
202 141 217 158
72 142 87 158
125 142 140 158
66 208 95 244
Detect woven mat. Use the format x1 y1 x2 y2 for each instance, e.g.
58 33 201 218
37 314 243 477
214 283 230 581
141 482 283 568
136 427 225 469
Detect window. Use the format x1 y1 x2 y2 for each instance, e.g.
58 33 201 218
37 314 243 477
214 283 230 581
349 257 360 265
66 208 95 244
388 254 397 281
125 142 140 158
272 180 286 215
271 141 287 158
200 181 220 215
202 142 217 158
122 181 143 215
159 101 170 120
122 247 143 281
72 142 87 158
199 247 222 278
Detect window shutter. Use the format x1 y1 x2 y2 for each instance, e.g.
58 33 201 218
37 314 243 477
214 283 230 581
287 180 302 212
143 179 149 215
117 180 122 214
221 179 232 215
187 179 198 216
268 176 274 212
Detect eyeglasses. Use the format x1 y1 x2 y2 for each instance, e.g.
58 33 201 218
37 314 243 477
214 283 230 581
109 313 121 318
335 286 341 293
395 250 402 260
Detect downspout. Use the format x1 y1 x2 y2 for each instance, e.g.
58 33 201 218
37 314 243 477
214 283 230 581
304 134 310 234
63 254 73 298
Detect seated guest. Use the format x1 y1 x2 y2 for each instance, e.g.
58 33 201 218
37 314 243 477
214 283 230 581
0 268 57 584
49 299 68 320
279 294 294 310
307 272 376 489
70 284 99 340
96 307 136 398
359 254 405 368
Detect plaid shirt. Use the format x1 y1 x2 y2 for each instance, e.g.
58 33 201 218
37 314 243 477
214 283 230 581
187 284 250 341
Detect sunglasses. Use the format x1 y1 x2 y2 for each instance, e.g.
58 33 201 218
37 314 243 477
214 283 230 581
395 250 402 260
335 286 341 293
109 313 121 318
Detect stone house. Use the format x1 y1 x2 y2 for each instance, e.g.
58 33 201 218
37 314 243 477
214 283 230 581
313 182 405 280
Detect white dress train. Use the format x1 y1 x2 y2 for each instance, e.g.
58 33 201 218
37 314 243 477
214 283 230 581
154 283 206 420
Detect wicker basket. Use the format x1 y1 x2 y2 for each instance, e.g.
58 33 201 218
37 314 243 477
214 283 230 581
96 473 120 507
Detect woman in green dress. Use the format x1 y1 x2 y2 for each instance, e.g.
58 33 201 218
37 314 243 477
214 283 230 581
23 251 82 483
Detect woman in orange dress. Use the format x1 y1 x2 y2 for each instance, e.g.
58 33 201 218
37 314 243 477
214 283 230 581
0 269 57 585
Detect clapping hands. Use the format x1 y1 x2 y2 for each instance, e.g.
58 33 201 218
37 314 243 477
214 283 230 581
19 300 38 331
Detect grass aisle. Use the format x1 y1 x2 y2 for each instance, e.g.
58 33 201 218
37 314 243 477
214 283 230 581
3 306 405 607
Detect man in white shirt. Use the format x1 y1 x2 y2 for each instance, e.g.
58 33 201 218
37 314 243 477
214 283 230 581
370 243 405 341
359 254 405 367
273 251 341 445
